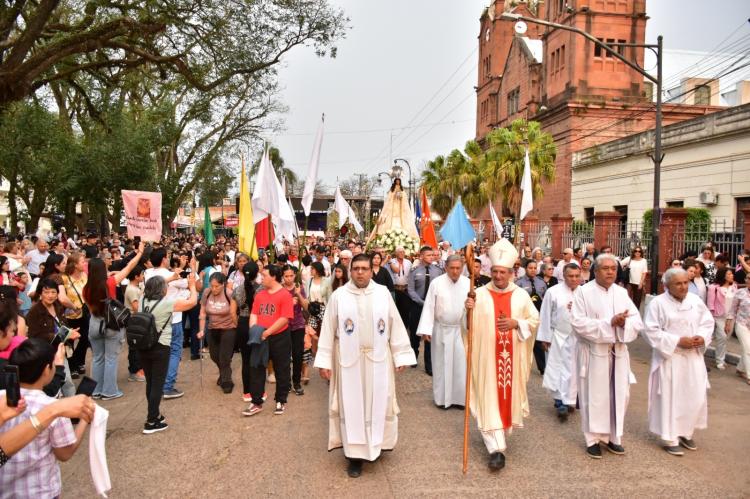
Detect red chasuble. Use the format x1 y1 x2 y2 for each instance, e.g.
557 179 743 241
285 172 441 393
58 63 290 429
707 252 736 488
489 289 513 430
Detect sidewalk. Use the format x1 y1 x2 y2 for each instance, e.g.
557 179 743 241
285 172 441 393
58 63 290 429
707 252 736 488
706 334 744 366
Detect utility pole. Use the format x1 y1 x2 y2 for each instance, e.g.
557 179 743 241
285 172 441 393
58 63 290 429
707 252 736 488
500 12 663 294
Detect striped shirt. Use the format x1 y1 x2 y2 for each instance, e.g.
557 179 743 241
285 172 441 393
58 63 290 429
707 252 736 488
0 388 76 498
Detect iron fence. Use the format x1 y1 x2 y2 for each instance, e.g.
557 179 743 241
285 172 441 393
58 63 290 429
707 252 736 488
521 220 552 255
672 219 745 264
605 220 652 261
561 221 593 253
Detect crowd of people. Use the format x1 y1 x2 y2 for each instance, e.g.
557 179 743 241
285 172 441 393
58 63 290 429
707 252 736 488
0 226 748 493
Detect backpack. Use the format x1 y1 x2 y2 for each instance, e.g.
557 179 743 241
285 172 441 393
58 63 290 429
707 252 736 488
104 298 131 330
126 297 171 350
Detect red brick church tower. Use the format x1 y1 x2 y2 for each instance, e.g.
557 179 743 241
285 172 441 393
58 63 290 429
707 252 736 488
476 0 713 220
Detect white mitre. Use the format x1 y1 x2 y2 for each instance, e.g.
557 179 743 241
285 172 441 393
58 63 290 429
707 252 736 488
488 238 518 269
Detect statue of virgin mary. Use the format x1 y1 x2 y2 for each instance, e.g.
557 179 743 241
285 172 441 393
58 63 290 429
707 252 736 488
367 177 419 245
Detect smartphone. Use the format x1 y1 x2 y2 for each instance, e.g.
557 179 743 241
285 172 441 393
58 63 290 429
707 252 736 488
76 376 98 397
3 365 21 407
50 331 63 351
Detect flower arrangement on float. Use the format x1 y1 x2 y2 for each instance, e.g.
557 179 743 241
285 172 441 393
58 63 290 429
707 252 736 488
371 228 420 254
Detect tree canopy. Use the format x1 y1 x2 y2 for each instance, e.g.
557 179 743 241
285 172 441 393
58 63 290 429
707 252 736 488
420 119 557 220
0 0 349 233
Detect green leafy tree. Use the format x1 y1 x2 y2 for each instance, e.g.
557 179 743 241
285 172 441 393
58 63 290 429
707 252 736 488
421 140 488 218
0 1 348 109
482 119 557 218
197 161 235 207
0 101 75 231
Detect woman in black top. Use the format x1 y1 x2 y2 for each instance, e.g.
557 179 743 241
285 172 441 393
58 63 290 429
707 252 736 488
540 262 558 288
370 252 394 292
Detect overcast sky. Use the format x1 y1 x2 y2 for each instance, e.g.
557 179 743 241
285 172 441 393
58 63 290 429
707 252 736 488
266 0 749 194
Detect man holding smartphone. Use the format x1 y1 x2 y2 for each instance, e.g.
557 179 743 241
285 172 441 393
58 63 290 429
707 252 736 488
0 339 92 496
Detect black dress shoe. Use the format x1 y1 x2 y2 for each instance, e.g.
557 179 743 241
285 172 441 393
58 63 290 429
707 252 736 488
488 452 505 471
346 459 363 478
606 442 625 455
586 444 602 459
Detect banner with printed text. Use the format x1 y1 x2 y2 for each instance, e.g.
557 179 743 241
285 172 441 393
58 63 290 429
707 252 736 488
122 190 162 241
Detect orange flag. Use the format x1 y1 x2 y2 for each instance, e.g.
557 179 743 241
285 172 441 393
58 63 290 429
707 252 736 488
420 188 438 249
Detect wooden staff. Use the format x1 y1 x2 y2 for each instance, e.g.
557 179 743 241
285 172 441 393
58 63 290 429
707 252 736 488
463 242 476 474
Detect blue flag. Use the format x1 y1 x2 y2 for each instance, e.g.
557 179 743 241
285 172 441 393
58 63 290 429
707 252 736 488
414 195 422 236
439 197 476 250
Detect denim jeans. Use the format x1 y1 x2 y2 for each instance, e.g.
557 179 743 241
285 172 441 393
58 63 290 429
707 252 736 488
88 316 124 397
163 322 184 392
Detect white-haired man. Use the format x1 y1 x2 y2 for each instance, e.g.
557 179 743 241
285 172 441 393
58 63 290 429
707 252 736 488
571 253 643 459
643 268 714 456
338 249 353 271
538 263 582 421
553 248 579 281
417 254 469 408
465 238 539 471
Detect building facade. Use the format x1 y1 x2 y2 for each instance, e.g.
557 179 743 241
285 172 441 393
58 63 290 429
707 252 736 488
571 103 750 225
475 0 719 220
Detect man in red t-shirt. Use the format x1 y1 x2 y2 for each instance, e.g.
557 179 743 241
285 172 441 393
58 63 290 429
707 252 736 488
245 264 294 416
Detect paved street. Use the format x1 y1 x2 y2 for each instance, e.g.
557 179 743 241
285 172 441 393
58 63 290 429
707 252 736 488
61 337 750 498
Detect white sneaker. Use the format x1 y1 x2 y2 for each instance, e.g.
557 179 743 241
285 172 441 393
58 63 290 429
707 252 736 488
716 363 726 370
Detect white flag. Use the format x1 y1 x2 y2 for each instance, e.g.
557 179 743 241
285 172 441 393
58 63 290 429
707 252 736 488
252 147 280 222
274 176 299 245
520 147 533 220
302 115 324 217
489 202 503 238
334 185 364 234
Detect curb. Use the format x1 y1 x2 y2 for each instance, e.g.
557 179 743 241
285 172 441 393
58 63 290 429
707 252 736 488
705 347 740 366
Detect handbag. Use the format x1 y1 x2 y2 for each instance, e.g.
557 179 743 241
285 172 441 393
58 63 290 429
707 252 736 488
65 275 90 322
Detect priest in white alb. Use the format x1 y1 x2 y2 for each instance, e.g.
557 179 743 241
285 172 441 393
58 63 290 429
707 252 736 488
643 268 714 456
417 254 470 409
570 253 643 460
315 254 416 478
464 238 539 471
537 262 582 422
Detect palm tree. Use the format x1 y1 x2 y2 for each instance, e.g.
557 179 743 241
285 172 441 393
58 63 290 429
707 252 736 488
251 145 299 192
482 119 556 218
420 154 453 218
421 140 489 218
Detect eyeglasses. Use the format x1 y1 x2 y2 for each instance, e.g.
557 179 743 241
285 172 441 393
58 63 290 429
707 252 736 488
634 250 642 254
351 267 370 273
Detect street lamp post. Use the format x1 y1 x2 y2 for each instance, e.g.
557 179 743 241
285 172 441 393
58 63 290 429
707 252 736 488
500 12 663 294
393 158 414 209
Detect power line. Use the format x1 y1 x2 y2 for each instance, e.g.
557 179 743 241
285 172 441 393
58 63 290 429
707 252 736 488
359 45 478 172
390 64 478 154
396 91 476 156
657 19 750 89
542 60 750 154
268 118 473 137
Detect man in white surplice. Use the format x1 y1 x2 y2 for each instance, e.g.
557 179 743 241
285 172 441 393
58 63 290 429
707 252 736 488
643 268 714 456
570 253 644 460
538 262 582 422
417 254 469 408
315 254 416 478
